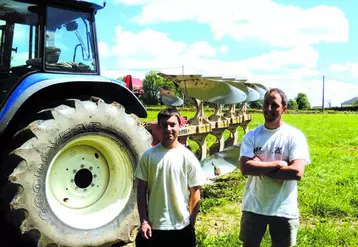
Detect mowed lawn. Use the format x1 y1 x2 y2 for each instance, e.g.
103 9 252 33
144 110 358 247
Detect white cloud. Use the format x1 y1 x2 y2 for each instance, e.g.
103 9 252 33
322 79 358 107
244 45 319 71
189 41 216 58
98 42 111 57
218 45 229 55
102 1 355 108
126 0 348 48
101 26 321 79
329 62 358 78
111 26 187 60
99 26 344 108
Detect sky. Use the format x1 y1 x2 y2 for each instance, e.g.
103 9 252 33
95 0 358 107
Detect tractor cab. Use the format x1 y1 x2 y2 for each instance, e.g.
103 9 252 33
0 0 103 106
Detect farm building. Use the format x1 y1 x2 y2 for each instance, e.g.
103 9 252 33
341 96 358 107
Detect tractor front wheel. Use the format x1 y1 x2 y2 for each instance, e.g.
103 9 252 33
3 98 152 246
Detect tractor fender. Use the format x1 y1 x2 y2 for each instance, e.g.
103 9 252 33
0 73 147 135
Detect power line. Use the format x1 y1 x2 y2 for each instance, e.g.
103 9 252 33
102 66 183 71
324 77 358 84
252 77 322 81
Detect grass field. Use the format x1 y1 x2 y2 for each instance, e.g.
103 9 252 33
145 110 358 247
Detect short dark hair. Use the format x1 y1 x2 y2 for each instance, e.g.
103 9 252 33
265 88 288 107
157 107 181 124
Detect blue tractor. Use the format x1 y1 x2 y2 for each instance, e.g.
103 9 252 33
0 1 152 246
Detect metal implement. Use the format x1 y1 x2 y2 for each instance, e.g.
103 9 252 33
146 73 269 180
158 73 247 105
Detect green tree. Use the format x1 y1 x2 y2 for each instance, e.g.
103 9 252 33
352 98 358 106
287 99 298 110
249 100 264 109
141 71 180 105
295 93 311 109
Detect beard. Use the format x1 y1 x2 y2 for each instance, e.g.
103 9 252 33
264 112 276 122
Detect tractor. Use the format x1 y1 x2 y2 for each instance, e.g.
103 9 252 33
0 0 267 246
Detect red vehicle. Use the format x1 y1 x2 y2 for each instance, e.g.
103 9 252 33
122 75 144 97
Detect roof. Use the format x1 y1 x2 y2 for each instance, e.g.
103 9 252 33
59 0 106 9
7 0 107 10
341 96 358 105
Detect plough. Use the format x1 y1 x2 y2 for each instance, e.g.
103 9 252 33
145 73 268 179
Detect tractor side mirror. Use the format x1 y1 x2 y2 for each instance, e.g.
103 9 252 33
66 21 78 31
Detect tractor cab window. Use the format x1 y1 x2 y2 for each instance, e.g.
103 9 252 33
0 1 39 105
45 7 96 73
0 2 39 74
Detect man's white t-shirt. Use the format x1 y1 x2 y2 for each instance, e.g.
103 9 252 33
240 123 310 219
135 143 207 230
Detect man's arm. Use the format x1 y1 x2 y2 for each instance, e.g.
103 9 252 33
239 156 287 176
137 178 152 239
265 159 305 180
188 185 201 227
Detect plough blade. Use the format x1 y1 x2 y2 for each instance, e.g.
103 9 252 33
245 86 261 102
159 88 184 106
245 82 267 100
221 79 261 102
200 145 241 180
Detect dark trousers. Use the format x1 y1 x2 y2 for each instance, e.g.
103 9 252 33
135 224 196 247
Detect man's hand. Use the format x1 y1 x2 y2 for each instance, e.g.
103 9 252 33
252 156 261 162
265 159 306 180
137 179 151 239
278 160 288 167
140 221 152 239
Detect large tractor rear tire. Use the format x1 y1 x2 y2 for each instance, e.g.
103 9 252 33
2 98 152 247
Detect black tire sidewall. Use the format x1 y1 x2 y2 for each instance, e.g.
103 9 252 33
9 100 152 246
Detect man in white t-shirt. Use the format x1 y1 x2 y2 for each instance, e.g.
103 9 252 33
239 88 310 247
134 107 207 247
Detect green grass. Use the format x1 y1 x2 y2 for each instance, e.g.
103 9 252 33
144 110 358 246
199 114 358 247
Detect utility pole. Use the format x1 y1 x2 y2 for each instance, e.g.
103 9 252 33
322 75 325 113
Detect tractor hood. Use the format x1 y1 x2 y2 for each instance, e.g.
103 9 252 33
0 73 147 135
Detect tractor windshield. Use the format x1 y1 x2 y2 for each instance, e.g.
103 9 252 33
44 6 97 73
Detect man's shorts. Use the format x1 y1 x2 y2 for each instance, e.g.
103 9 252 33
239 211 299 247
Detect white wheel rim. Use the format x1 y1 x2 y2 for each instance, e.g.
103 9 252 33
46 134 134 230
